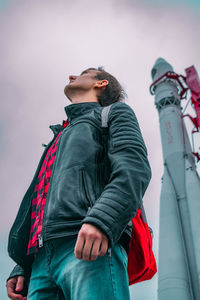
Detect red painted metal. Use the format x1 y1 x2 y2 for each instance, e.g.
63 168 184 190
150 67 200 162
149 71 188 99
185 66 200 130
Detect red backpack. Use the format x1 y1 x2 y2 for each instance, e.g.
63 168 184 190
101 104 157 285
127 204 157 285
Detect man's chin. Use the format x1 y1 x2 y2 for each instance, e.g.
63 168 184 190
64 93 72 102
64 85 68 95
64 86 70 99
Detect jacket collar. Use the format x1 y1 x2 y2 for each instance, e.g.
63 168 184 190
49 102 101 136
64 102 101 123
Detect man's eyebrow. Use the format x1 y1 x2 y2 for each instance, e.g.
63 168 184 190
80 70 88 75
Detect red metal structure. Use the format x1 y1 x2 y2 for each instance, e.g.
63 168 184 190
150 66 200 162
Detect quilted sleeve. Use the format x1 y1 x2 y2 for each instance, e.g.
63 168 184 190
81 102 152 247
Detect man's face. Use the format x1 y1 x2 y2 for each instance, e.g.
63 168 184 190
64 68 99 101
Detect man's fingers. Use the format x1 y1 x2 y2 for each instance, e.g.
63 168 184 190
16 276 24 291
98 239 108 256
75 224 109 261
82 237 95 261
74 231 85 259
6 277 25 300
90 239 101 261
8 290 24 300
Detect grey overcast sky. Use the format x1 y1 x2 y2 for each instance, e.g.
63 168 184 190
0 0 200 299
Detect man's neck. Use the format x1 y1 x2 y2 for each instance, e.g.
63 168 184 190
69 91 98 104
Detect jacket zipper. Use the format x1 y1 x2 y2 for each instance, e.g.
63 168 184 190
108 247 112 258
39 131 64 246
38 233 43 248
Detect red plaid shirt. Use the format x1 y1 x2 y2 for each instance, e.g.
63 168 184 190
27 120 69 255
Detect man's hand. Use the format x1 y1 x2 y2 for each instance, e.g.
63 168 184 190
74 223 108 261
6 276 27 300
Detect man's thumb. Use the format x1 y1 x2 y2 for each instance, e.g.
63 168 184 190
16 276 24 291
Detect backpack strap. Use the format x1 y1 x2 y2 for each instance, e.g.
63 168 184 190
140 203 147 223
140 203 153 238
101 104 113 128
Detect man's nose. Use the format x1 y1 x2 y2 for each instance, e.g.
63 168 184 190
69 75 77 81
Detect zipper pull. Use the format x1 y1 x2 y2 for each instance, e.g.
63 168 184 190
38 234 43 248
107 247 112 257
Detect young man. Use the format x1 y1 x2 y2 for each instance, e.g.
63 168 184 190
6 67 151 300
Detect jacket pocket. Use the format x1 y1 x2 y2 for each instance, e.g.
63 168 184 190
80 169 93 209
48 165 91 221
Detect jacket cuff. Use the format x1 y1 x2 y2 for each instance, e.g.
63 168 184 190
7 264 25 282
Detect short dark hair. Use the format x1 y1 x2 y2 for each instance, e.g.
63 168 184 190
87 67 127 106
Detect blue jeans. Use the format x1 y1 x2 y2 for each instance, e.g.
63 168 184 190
27 236 130 300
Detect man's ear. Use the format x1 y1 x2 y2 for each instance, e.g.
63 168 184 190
94 80 109 88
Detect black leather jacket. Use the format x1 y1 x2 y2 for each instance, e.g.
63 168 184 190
7 101 151 281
